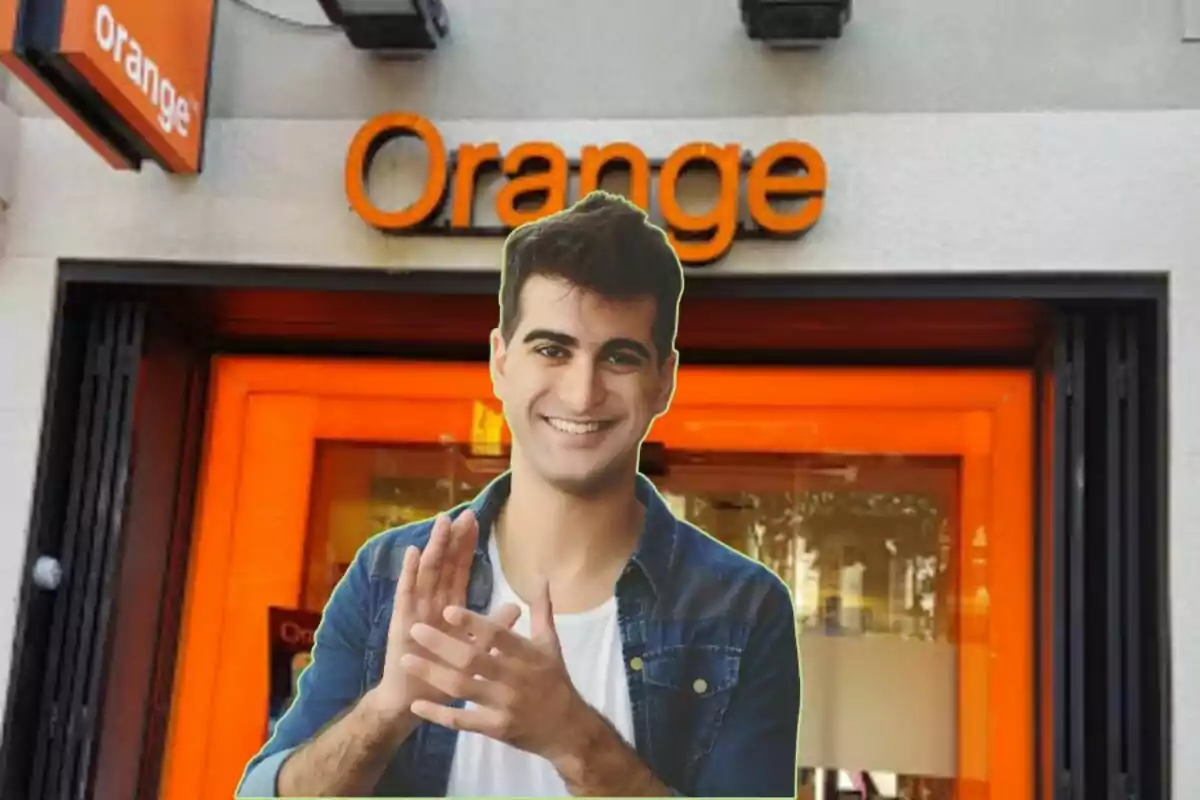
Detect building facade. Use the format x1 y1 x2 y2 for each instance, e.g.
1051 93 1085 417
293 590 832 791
0 0 1197 798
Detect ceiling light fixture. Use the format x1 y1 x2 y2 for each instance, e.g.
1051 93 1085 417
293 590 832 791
740 0 852 47
316 0 450 55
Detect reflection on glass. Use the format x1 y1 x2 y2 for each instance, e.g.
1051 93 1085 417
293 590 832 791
303 442 961 800
652 450 956 644
796 768 952 799
302 445 494 611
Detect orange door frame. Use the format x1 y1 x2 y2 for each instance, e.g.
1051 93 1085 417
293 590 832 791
159 357 1033 800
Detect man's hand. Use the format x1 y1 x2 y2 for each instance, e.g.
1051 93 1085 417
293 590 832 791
399 579 590 761
366 510 522 724
400 581 673 796
273 511 523 798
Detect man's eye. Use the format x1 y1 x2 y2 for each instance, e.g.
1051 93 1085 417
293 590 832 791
536 345 567 359
608 352 642 366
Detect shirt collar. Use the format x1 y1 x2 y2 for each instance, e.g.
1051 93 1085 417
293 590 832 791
466 470 678 597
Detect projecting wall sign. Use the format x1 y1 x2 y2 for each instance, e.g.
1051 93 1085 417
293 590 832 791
2 0 217 173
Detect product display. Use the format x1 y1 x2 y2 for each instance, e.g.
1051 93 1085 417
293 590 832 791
266 606 321 740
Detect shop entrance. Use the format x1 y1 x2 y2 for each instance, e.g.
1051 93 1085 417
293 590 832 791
0 267 1166 800
159 356 1033 800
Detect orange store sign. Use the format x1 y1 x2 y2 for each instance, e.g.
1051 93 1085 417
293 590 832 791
345 112 828 265
1 0 216 173
1 0 16 52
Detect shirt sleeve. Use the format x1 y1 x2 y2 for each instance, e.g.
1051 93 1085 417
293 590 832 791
689 578 802 798
235 542 377 797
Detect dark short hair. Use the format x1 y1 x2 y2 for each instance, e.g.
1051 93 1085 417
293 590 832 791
498 190 684 364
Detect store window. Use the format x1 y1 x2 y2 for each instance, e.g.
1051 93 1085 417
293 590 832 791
300 443 964 798
149 358 1033 800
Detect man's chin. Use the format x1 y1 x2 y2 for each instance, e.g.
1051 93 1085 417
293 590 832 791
538 460 630 498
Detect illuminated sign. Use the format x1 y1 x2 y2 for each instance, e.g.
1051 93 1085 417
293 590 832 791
2 0 217 173
346 112 827 265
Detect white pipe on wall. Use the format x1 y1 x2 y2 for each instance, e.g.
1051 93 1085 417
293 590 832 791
0 94 19 211
1185 0 1200 39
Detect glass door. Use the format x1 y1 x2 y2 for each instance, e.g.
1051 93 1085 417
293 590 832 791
160 358 1033 800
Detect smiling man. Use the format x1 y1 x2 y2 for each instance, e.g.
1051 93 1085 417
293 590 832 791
236 191 802 798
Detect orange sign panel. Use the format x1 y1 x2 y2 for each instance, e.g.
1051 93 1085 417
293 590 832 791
1 0 136 169
345 112 828 265
1 0 16 50
56 0 215 173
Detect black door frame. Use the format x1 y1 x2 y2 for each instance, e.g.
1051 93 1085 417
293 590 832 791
0 260 1171 800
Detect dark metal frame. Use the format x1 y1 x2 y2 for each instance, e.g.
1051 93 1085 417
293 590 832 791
0 261 1171 800
1040 303 1170 800
29 302 145 799
57 260 1165 299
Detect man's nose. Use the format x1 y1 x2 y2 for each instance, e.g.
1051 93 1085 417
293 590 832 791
557 357 605 412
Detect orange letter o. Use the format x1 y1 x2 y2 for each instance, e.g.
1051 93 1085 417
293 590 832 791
345 112 448 231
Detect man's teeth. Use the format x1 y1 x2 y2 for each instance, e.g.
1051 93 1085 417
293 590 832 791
547 418 605 434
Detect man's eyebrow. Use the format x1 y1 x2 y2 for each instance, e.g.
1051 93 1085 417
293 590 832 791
600 338 653 361
522 330 653 361
523 329 579 347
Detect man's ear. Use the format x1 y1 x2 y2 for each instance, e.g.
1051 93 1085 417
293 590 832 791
653 350 679 416
489 328 508 392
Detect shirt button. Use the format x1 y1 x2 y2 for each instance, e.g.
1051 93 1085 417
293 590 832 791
630 656 644 671
693 678 708 694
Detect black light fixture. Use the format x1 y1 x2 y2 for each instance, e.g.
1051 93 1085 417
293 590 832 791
740 0 852 46
316 0 450 54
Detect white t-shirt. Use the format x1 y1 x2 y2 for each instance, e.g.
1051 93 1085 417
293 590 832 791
445 537 635 797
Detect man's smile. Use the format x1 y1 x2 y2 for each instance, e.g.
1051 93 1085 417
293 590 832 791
540 416 619 436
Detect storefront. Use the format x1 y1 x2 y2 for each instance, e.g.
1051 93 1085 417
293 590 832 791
0 2 1191 799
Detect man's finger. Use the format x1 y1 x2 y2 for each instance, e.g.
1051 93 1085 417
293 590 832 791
409 698 510 737
449 508 477 548
399 653 511 707
445 511 479 605
393 545 419 612
531 578 559 646
416 515 451 598
409 622 511 681
443 606 537 658
489 601 521 631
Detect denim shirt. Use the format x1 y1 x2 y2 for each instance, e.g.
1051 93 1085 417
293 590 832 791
237 472 802 797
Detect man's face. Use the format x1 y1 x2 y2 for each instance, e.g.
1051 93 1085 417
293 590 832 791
490 274 677 496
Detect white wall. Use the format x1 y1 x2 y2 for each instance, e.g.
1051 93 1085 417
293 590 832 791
8 111 1200 272
1 108 1199 793
13 0 1200 121
0 255 56 731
